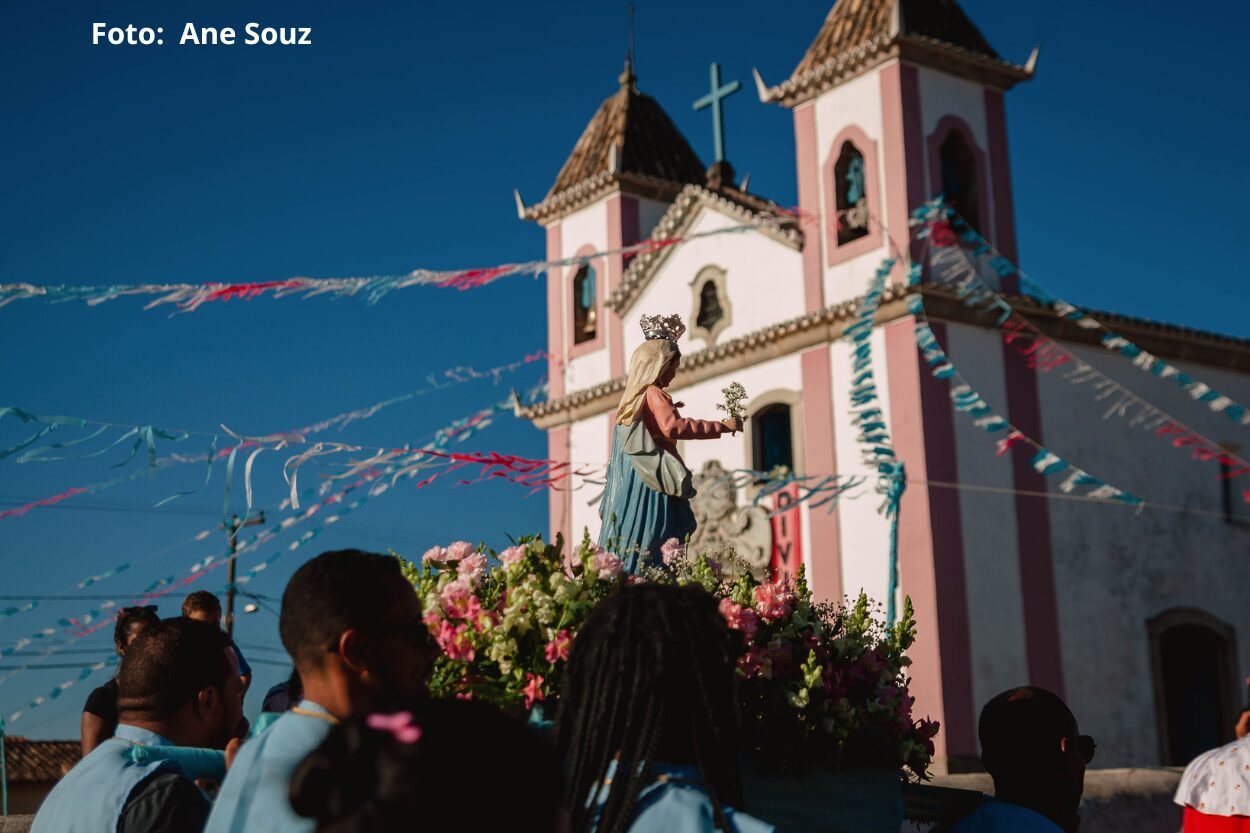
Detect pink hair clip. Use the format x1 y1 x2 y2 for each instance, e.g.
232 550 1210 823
366 710 423 744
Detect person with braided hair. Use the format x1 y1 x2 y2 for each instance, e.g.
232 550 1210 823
82 604 161 755
556 583 774 833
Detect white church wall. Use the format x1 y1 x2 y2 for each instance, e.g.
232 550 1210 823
938 323 1031 715
812 66 893 308
830 326 896 605
624 210 804 357
560 197 613 392
568 411 612 543
935 328 1250 766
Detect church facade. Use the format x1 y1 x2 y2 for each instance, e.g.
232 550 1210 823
518 0 1250 771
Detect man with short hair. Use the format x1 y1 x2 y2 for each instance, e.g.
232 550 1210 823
950 686 1094 833
204 549 434 833
33 617 243 833
183 590 253 694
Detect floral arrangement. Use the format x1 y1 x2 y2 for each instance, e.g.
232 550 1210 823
402 533 939 779
716 381 749 423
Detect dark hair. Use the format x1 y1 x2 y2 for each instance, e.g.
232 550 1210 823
557 583 742 833
290 699 565 833
116 617 233 720
181 590 222 618
114 605 160 651
979 686 1077 778
279 550 408 669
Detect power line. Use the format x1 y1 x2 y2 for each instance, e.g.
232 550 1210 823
0 592 279 602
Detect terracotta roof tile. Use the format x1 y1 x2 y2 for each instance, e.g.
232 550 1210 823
793 0 1000 80
3 737 80 783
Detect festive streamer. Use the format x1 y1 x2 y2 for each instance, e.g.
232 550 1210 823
708 468 867 517
844 254 910 625
907 292 1144 509
914 200 1250 501
0 223 766 312
6 658 116 724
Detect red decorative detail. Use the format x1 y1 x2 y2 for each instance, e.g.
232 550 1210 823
769 483 803 583
203 279 305 303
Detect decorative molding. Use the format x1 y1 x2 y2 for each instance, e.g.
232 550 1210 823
520 284 1250 429
607 184 802 315
521 172 689 226
760 37 1032 110
688 265 733 349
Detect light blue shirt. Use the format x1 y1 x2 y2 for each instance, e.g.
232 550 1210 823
31 724 184 833
203 700 335 833
593 762 776 833
950 801 1065 833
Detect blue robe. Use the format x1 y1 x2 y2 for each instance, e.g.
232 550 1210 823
592 762 775 833
598 423 696 572
203 700 335 833
949 801 1064 833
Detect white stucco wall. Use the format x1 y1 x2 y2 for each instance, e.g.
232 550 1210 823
939 323 1031 713
831 325 896 605
624 209 804 356
813 66 894 307
560 197 613 391
568 411 612 543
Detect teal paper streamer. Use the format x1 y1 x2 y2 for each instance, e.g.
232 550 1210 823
155 436 217 507
15 424 111 462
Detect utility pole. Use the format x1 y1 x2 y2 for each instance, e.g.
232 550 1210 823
222 512 265 638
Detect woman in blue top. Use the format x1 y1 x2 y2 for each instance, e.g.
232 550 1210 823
557 583 774 833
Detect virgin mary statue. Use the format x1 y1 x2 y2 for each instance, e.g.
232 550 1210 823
598 314 743 572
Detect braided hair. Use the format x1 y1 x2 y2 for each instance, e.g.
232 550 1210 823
113 605 159 654
557 583 743 833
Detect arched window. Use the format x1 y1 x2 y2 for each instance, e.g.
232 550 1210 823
752 404 794 474
834 141 870 246
696 280 723 332
571 265 597 345
939 130 981 232
1149 609 1239 765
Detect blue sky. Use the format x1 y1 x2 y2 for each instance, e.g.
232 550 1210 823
2 0 1247 738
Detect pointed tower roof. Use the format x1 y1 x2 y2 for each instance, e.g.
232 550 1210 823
520 65 708 223
758 0 1033 108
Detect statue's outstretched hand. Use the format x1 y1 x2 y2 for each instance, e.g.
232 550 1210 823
722 418 744 435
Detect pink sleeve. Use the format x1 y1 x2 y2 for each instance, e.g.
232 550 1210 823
643 386 728 441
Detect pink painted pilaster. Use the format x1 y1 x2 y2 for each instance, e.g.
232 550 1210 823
800 347 842 602
880 63 926 270
983 90 1019 278
605 195 635 379
885 319 977 764
547 426 572 546
545 223 565 400
794 103 843 601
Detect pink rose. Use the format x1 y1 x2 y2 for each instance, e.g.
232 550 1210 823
435 621 475 661
718 598 760 640
544 629 573 664
499 545 526 566
444 541 475 562
522 673 545 710
660 538 686 566
458 552 489 585
752 582 795 621
439 581 481 621
590 549 624 580
422 545 446 563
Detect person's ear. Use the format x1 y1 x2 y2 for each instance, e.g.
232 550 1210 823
338 629 369 675
196 684 220 721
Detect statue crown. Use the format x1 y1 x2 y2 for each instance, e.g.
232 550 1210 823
640 313 686 343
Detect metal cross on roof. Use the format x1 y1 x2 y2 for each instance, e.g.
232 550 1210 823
693 62 740 164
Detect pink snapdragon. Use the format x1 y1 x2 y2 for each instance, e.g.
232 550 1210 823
522 673 545 710
544 629 572 664
444 541 476 562
660 538 686 566
436 621 475 661
752 582 795 621
458 552 489 585
499 545 526 566
718 598 760 640
590 548 624 580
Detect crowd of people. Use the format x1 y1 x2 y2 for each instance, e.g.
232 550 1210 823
21 546 1242 832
